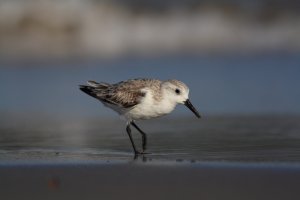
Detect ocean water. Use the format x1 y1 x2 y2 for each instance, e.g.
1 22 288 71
0 54 300 163
0 54 300 117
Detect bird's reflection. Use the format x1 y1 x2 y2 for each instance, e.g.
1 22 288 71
133 154 149 162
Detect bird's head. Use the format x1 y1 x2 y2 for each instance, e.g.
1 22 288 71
162 80 201 118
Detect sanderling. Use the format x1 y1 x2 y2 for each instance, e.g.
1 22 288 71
79 78 200 155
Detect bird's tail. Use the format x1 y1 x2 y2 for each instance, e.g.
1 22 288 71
79 80 110 99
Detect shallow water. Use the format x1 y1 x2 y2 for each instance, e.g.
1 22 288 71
1 115 300 163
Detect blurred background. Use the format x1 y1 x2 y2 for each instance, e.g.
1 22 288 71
0 0 300 160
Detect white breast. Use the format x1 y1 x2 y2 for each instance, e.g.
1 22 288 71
124 88 177 120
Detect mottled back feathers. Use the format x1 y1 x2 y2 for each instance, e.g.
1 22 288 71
80 79 162 109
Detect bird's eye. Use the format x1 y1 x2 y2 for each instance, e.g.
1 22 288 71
175 88 181 94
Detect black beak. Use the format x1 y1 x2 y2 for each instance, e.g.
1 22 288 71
184 99 201 118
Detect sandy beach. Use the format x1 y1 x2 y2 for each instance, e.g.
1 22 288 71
1 159 300 200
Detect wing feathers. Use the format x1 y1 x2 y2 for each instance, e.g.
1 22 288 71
80 79 157 109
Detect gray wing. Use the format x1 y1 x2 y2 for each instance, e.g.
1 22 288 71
80 79 149 108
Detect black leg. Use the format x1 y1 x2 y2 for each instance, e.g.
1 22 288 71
126 124 139 154
131 121 147 152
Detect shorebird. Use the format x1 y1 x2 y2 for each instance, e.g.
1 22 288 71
79 78 200 155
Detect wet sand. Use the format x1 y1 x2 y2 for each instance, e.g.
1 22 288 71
1 159 300 200
1 115 300 200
